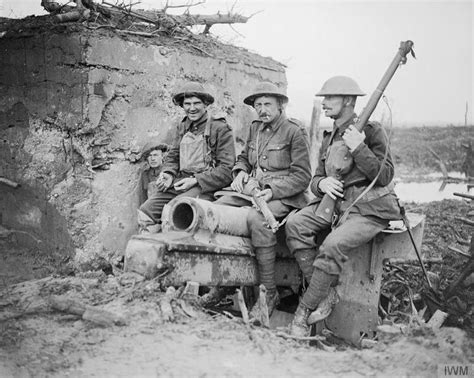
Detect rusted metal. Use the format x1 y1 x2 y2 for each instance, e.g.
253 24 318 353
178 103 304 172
326 213 425 345
125 229 300 286
162 197 251 236
124 197 427 345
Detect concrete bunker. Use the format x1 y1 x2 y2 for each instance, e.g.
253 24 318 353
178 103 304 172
0 19 287 271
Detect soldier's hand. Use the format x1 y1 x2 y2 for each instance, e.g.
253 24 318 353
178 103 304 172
156 172 173 192
230 170 249 193
342 125 365 152
318 177 344 200
173 177 198 192
254 188 273 203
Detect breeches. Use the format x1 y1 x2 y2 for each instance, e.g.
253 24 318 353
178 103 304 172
215 195 291 247
139 186 214 224
285 203 388 275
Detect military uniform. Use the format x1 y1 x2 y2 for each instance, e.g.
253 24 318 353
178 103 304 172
217 113 311 247
285 113 400 276
140 112 235 223
216 112 310 311
138 165 161 206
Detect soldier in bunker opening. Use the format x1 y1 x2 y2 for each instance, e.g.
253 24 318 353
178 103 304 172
138 141 168 207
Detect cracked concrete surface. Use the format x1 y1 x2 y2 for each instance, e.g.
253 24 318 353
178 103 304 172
0 23 287 270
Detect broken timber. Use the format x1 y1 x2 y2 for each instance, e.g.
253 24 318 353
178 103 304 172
38 0 252 34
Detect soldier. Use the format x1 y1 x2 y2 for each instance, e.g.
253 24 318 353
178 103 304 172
138 141 168 206
215 82 311 318
286 76 401 336
138 81 236 233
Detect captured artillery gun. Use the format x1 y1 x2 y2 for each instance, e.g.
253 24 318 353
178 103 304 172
124 40 426 344
124 194 425 344
125 196 300 289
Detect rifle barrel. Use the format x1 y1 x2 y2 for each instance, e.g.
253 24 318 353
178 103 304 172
356 41 414 131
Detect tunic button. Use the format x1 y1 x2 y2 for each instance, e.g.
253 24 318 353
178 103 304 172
263 168 267 172
262 155 267 160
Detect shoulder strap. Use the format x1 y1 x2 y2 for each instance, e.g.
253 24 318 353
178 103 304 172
203 116 214 167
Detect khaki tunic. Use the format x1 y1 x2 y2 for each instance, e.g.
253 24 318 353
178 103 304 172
285 114 401 275
162 112 235 193
233 113 311 209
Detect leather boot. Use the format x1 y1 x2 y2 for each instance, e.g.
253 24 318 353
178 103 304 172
301 269 338 310
294 248 318 283
307 287 340 324
249 287 280 324
289 302 311 337
264 289 280 316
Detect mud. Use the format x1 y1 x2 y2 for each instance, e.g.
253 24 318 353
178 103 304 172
0 275 472 378
1 197 473 377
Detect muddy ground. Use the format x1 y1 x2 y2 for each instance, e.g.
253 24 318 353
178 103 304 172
1 197 473 377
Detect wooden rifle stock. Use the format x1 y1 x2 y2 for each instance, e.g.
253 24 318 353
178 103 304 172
315 41 415 224
252 188 280 233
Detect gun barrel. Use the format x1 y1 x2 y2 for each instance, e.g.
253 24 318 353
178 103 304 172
356 40 414 131
163 197 251 236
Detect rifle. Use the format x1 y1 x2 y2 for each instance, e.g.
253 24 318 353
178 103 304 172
315 40 415 224
246 179 280 233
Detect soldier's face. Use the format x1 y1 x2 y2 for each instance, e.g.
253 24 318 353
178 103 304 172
322 95 345 119
147 150 163 168
253 96 281 124
183 96 207 122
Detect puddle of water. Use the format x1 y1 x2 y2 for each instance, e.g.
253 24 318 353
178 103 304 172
394 181 471 203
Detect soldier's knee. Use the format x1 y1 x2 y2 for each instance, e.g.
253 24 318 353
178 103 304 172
139 201 151 215
285 212 301 238
319 238 338 256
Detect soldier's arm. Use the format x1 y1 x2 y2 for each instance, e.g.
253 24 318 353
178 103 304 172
267 126 311 199
194 121 236 193
310 135 330 197
232 123 254 176
161 122 182 177
351 122 394 186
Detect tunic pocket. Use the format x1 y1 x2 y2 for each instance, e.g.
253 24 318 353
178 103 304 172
267 143 290 169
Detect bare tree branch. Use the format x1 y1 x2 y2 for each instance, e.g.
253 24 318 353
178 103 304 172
35 0 253 35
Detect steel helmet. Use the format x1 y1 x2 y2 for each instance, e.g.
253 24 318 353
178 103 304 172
172 82 215 106
140 140 168 160
243 82 289 105
315 76 366 97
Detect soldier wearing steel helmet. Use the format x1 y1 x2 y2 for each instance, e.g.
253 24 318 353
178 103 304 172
138 81 235 233
215 81 311 319
286 76 400 336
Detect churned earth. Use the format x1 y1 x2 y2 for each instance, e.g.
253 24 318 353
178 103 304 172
0 272 472 378
1 197 473 377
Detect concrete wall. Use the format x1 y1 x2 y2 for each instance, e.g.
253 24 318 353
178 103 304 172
0 26 287 269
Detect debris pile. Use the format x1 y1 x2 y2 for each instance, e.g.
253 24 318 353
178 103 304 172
0 272 206 328
379 198 473 336
1 0 253 39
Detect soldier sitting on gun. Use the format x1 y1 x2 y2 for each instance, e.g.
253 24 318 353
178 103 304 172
215 82 311 319
138 81 235 233
285 76 401 336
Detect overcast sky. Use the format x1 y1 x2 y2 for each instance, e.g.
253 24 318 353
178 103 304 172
1 0 473 127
